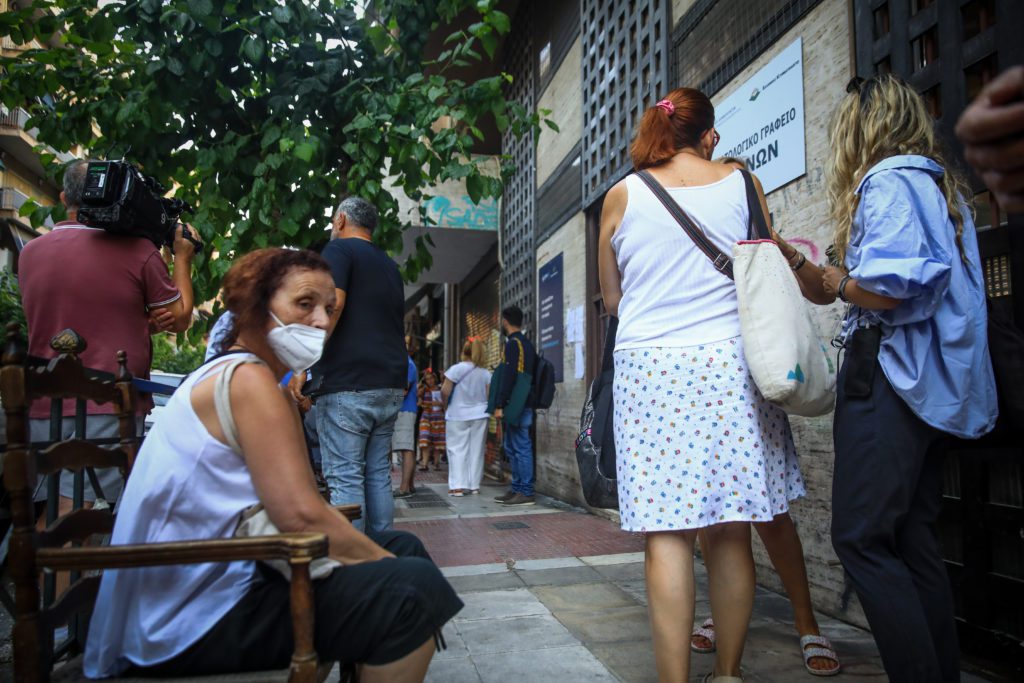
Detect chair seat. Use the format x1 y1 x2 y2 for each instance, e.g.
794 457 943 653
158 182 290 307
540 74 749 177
52 656 337 682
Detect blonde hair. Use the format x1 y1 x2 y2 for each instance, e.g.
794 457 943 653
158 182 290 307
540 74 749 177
826 74 971 267
462 339 486 367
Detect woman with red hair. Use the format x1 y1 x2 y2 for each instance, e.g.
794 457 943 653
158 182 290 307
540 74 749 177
599 89 806 683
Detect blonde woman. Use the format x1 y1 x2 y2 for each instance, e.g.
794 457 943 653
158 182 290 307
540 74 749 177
441 340 491 496
782 74 997 682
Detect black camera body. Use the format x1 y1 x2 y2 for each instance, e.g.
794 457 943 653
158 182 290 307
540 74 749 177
78 160 202 254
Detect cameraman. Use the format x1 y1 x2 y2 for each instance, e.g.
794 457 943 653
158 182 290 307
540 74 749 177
18 159 199 509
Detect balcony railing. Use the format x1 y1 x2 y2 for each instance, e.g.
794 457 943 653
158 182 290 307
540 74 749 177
0 106 31 130
0 187 30 213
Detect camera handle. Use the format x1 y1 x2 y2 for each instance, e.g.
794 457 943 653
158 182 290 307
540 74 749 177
172 223 204 256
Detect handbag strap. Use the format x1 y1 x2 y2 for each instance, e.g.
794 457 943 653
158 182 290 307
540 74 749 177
213 357 268 454
739 169 773 241
635 169 735 280
600 317 618 375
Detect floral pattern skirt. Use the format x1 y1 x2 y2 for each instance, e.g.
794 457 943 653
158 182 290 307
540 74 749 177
613 337 805 532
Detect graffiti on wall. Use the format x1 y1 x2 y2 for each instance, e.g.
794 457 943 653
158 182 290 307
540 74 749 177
423 195 499 231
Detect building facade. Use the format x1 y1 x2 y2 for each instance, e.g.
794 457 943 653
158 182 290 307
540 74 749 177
495 0 1022 674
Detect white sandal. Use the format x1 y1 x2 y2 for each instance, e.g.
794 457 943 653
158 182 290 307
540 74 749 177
800 634 841 677
702 673 743 683
690 617 716 653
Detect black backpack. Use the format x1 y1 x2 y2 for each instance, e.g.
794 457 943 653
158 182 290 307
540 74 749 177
533 353 556 409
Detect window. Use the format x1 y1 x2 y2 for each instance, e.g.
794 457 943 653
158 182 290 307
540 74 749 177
965 53 998 101
910 0 934 15
922 84 942 119
873 3 890 40
910 25 938 72
962 0 996 41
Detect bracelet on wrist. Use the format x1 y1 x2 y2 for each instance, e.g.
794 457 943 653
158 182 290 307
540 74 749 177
789 253 807 271
837 275 852 303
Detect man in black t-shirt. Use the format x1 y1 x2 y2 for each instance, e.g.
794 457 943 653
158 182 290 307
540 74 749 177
311 196 407 532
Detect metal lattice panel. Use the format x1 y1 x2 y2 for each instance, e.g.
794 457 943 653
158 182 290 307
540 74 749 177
501 6 537 335
581 0 670 207
671 0 824 96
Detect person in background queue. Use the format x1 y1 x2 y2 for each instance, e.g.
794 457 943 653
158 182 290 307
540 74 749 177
491 306 537 507
392 337 420 499
309 196 407 533
788 74 997 682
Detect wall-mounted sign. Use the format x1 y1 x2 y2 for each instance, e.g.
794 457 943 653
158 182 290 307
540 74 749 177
538 253 564 383
714 38 805 194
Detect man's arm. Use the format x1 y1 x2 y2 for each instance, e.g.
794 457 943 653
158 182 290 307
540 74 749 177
496 337 519 408
327 288 347 338
149 224 198 333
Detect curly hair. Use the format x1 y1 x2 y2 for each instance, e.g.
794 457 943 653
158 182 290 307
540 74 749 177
826 74 972 267
220 248 331 350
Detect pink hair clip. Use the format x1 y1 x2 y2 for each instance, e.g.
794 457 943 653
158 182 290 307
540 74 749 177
656 99 675 116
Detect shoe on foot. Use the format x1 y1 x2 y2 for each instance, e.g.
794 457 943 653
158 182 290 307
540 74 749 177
418 466 429 472
468 489 480 495
702 674 743 683
392 488 414 499
448 489 466 497
494 490 516 502
501 493 535 506
691 617 716 653
800 634 841 677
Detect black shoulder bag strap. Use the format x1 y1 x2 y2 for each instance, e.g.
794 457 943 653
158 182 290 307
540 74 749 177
634 169 774 281
738 169 773 241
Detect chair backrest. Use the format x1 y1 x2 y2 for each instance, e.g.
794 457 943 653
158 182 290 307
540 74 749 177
0 323 139 681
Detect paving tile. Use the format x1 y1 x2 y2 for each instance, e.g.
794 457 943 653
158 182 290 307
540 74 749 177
473 645 619 683
614 578 649 605
580 551 645 566
454 588 550 622
442 563 511 578
513 556 585 570
588 639 660 683
515 564 604 587
434 623 470 661
554 605 652 644
532 581 640 613
593 561 646 582
447 571 525 594
424 656 482 683
457 614 579 655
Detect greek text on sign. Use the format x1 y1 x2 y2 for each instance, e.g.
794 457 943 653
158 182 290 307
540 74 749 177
714 38 805 194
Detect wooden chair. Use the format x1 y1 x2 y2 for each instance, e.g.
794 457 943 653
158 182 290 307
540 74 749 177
1 324 357 683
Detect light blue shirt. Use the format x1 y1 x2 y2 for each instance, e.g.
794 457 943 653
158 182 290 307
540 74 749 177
844 155 997 439
204 311 234 361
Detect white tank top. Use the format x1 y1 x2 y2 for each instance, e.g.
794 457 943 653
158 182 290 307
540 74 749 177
85 354 264 677
612 171 749 350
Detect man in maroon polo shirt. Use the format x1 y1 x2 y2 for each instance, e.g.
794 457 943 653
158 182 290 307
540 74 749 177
18 159 199 507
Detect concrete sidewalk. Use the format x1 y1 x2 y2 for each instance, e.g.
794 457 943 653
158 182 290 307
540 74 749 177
392 472 993 683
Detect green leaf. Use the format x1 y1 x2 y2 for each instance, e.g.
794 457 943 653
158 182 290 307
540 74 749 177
187 0 213 18
488 10 511 34
465 173 484 205
293 142 316 162
544 120 560 132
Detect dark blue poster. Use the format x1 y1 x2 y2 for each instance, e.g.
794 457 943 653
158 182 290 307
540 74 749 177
538 253 564 383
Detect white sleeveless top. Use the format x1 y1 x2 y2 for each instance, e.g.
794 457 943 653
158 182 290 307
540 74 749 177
84 354 264 677
612 171 749 350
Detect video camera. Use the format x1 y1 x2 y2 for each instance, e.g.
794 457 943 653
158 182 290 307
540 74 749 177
78 160 203 254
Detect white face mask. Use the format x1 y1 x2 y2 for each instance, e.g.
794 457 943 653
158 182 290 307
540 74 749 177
266 311 326 374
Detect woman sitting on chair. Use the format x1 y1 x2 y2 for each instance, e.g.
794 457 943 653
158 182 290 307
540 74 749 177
85 248 462 681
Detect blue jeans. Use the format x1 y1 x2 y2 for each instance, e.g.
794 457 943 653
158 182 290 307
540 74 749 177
316 388 404 533
503 408 534 497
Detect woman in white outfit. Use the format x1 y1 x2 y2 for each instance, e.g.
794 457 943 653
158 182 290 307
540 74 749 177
441 340 491 496
598 88 805 683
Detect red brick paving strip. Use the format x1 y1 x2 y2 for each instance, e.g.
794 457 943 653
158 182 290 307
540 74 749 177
396 511 645 567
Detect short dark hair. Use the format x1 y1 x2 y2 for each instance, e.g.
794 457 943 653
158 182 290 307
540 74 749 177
334 196 378 232
62 160 89 209
502 305 524 328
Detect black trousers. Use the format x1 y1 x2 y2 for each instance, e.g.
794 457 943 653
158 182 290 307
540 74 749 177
129 530 463 677
832 339 959 683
